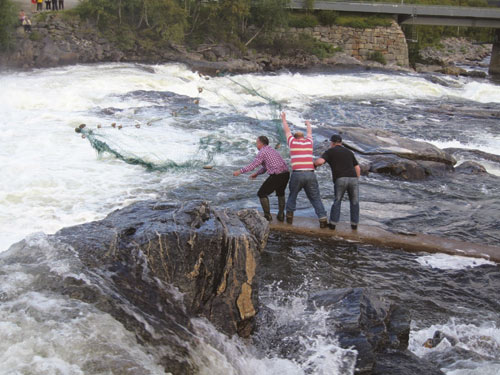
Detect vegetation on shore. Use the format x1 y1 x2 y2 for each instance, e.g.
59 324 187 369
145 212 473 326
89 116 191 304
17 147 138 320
0 0 17 51
0 0 495 63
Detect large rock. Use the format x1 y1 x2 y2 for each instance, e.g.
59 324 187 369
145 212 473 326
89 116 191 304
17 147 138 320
315 126 456 180
55 200 268 337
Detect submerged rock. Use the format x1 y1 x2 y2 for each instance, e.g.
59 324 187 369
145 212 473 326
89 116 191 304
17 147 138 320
455 161 488 174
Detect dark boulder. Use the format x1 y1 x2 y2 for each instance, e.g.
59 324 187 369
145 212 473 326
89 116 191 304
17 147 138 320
308 288 443 375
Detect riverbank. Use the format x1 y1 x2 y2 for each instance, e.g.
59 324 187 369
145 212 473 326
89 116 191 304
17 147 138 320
1 7 493 78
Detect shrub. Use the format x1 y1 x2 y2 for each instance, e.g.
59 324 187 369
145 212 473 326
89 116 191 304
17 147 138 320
288 12 319 28
29 31 42 42
368 50 387 65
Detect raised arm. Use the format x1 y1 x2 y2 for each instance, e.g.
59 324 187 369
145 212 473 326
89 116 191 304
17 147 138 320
305 120 312 139
281 112 292 140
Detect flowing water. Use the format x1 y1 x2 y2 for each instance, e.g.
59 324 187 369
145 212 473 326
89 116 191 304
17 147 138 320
0 63 499 374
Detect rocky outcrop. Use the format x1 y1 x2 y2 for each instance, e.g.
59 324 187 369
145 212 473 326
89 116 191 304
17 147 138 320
315 126 456 180
416 37 491 77
0 200 268 373
56 200 268 338
419 38 491 68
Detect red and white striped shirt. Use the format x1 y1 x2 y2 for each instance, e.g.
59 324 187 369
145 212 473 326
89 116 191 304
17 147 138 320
288 135 314 171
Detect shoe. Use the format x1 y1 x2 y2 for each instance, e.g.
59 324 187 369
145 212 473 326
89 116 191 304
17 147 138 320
351 224 358 230
286 211 293 224
328 223 336 230
259 197 272 222
277 195 286 222
319 218 328 228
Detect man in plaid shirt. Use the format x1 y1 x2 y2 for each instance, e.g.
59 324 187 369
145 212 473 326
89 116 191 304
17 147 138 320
233 136 290 221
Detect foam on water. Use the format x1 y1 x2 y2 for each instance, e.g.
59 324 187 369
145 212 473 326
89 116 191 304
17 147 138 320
188 284 358 375
416 253 496 270
0 234 170 375
409 319 500 375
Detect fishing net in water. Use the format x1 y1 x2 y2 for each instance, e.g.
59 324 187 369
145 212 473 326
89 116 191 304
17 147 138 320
76 74 290 172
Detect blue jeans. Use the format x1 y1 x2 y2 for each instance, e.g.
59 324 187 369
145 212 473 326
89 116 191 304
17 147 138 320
286 171 327 219
330 177 359 225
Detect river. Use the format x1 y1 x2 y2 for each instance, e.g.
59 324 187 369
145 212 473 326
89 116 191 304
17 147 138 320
0 63 499 374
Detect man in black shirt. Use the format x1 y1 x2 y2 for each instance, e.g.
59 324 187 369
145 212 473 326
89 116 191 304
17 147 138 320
314 134 361 230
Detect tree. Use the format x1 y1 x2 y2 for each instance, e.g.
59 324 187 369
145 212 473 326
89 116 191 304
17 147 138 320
0 0 17 51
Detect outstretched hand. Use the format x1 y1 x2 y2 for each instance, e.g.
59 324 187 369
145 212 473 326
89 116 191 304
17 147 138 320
233 170 241 177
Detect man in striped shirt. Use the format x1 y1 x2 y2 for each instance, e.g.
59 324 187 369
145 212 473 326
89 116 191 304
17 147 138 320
281 112 328 228
233 136 290 221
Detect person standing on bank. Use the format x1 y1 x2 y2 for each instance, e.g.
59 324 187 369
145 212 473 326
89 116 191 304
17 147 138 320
281 112 328 228
314 134 361 230
233 136 290 222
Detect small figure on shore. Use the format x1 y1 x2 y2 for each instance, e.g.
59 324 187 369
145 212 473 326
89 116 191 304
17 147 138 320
233 135 290 221
58 0 64 10
22 17 32 33
31 0 37 12
52 0 58 11
281 112 328 228
314 134 361 230
36 0 43 12
45 0 51 11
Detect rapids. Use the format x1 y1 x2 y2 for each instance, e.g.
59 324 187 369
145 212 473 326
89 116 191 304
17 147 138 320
1 63 499 374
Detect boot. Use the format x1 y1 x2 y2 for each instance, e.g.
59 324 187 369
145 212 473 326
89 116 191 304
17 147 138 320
277 196 286 222
286 211 293 224
319 218 328 229
259 197 272 221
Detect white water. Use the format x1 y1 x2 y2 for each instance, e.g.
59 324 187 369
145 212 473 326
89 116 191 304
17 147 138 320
415 253 496 270
2 63 500 252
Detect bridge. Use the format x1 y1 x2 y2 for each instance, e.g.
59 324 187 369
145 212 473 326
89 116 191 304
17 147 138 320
289 0 500 74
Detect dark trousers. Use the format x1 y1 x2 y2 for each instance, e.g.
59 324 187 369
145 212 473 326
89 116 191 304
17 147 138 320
37 3 43 11
52 0 58 10
58 0 64 9
45 1 51 10
257 172 290 198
